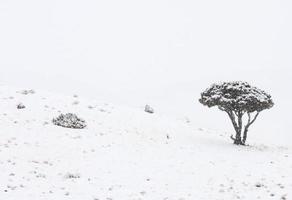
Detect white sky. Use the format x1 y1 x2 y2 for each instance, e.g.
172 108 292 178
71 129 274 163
0 0 291 144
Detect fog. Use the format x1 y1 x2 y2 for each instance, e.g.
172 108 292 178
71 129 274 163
1 0 291 145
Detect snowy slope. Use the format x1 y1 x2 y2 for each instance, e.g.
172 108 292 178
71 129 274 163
0 86 291 200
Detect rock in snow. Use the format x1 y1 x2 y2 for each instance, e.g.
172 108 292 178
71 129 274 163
144 105 154 114
16 103 25 109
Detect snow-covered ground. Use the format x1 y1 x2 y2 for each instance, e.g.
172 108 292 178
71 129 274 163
0 86 291 200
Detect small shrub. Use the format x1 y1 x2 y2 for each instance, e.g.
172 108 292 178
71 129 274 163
52 113 86 129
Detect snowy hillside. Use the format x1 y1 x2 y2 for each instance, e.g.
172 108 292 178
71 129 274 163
1 0 292 145
0 86 291 200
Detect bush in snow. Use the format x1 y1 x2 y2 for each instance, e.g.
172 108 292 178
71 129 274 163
52 113 86 129
17 103 25 109
144 105 154 114
199 81 274 145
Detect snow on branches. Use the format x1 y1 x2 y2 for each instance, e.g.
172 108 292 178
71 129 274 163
199 81 274 113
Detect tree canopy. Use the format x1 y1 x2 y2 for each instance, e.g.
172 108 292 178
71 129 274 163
199 81 273 112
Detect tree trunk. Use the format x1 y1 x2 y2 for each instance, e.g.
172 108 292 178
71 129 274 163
242 128 248 145
235 112 243 145
233 131 242 145
226 111 244 145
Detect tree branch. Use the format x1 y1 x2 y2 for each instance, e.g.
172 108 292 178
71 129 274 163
242 111 260 144
226 111 238 130
226 110 242 143
249 112 259 126
237 111 243 133
247 112 251 124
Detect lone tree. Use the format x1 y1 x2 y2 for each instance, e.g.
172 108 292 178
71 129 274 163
199 81 274 145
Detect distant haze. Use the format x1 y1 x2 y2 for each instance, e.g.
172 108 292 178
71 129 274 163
1 0 291 145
